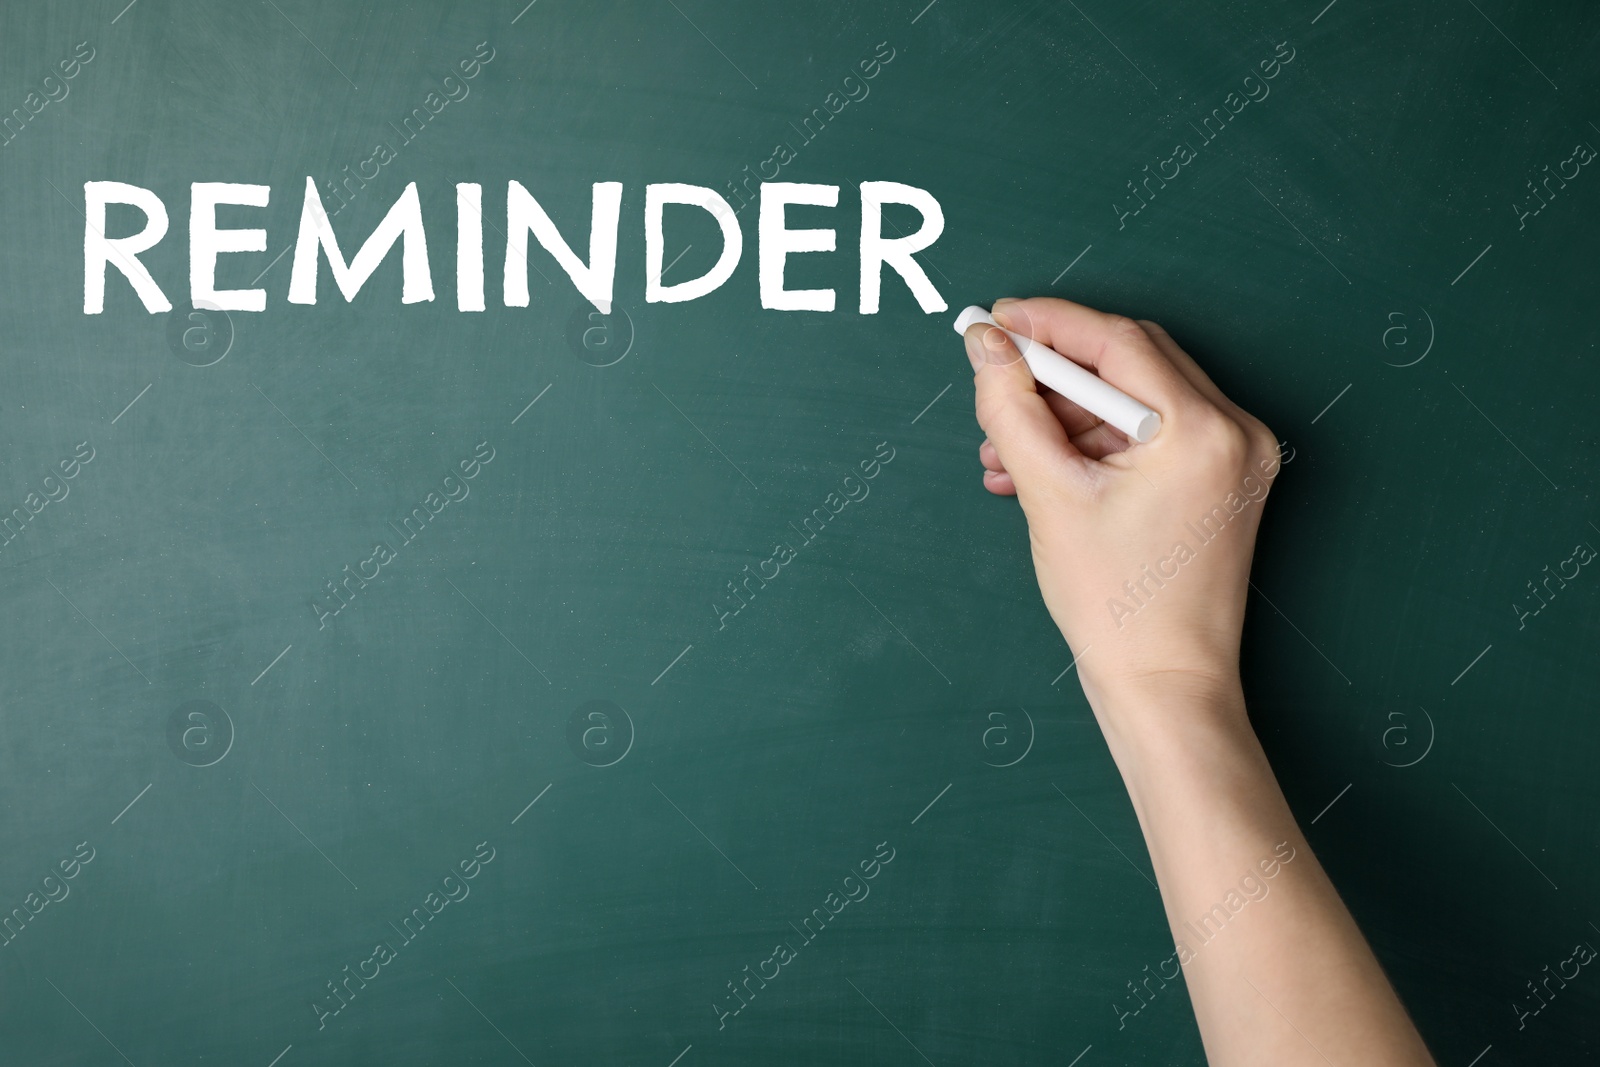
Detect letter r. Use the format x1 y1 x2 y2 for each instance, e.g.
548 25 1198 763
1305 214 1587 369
859 181 946 314
84 181 173 314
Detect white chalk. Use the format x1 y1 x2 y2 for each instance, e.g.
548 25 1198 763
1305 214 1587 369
954 305 1162 443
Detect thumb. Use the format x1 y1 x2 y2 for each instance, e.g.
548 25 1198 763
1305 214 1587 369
964 323 1084 493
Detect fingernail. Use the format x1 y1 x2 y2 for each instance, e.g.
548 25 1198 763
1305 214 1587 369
982 326 1011 365
963 329 985 371
991 300 1018 328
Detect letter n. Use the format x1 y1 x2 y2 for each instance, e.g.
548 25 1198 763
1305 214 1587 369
503 180 622 313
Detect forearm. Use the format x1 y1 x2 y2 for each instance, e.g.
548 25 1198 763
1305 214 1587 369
1087 673 1435 1066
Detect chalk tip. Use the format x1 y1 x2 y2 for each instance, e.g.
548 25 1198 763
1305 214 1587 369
953 305 991 335
1132 412 1162 444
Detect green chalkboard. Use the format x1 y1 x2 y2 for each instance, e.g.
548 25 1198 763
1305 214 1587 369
2 1 1596 1064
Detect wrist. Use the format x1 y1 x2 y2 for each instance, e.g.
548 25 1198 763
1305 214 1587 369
1078 667 1258 789
1078 671 1302 907
1079 665 1246 728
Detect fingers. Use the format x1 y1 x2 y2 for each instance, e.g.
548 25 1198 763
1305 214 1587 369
977 397 1122 498
1070 419 1131 460
965 323 1086 493
976 411 1137 485
983 469 1017 496
977 441 1017 495
965 301 1280 509
990 297 1208 424
1040 389 1105 438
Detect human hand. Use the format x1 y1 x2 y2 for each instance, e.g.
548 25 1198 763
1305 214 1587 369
964 298 1284 715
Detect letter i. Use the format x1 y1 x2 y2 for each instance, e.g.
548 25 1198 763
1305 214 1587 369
456 182 486 312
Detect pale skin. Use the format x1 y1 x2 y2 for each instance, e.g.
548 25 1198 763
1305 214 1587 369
963 297 1435 1066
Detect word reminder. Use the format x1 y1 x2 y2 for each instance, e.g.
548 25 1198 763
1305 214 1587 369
82 180 947 316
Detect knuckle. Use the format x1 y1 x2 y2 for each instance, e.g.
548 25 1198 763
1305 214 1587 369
1244 417 1279 458
1136 318 1167 338
1105 314 1147 344
1254 422 1279 455
1196 412 1250 466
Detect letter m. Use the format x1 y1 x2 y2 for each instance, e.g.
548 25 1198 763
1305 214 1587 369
288 177 435 304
